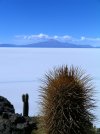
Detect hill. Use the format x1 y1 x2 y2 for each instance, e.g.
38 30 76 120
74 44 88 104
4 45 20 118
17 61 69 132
0 39 98 48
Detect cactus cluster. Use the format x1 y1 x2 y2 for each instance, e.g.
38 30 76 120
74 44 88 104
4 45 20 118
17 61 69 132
40 65 95 134
22 93 29 116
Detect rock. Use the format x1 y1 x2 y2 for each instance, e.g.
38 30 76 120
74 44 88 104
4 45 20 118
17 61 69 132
10 114 26 124
2 112 9 119
0 96 15 115
0 96 37 134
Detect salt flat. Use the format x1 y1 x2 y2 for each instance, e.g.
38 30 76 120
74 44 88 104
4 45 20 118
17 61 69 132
0 48 100 126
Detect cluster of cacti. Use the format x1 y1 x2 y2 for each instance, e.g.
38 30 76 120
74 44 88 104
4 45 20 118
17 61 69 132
22 93 29 116
40 65 95 134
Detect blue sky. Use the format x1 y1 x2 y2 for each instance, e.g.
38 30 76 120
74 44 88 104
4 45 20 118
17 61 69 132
0 0 100 46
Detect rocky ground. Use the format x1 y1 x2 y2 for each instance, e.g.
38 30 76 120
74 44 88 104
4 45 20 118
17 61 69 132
0 96 37 134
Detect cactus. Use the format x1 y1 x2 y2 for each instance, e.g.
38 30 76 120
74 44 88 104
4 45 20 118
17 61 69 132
22 93 29 116
40 65 95 134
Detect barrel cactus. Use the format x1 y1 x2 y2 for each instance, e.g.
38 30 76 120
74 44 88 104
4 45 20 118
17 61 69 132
40 65 95 134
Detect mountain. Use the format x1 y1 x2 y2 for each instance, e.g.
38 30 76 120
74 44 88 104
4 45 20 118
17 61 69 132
0 39 98 48
0 44 16 47
26 39 94 48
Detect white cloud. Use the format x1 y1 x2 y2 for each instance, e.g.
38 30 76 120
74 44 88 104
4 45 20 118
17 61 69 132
81 36 86 40
53 35 59 39
63 35 72 40
53 35 72 40
79 36 100 46
15 33 49 40
81 36 100 41
15 34 72 41
14 33 100 46
37 33 49 39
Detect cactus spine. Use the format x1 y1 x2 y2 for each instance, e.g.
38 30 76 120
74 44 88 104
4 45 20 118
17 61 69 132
40 65 95 134
22 93 29 116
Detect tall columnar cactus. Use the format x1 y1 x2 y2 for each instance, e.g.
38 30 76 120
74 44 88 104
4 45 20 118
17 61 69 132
40 65 95 134
22 93 29 116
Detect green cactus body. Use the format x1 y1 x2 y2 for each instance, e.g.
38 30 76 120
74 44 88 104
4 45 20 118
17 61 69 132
22 93 29 116
40 66 95 134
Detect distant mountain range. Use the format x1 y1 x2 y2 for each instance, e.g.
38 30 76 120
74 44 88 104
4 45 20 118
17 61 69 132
0 39 99 48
